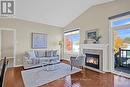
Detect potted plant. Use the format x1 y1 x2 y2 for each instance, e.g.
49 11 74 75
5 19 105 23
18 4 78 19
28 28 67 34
93 35 102 44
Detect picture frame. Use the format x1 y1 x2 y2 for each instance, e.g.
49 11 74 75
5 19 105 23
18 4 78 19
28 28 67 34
85 29 98 44
32 33 47 49
85 29 98 40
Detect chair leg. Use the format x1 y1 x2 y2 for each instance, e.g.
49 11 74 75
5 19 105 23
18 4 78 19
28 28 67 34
82 66 84 69
71 64 73 70
79 66 83 69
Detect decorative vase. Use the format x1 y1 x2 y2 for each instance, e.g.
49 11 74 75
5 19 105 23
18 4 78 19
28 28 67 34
93 41 99 44
96 41 99 44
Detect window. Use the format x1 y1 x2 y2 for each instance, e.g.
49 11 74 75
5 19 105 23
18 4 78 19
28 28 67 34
64 30 80 54
112 18 130 27
111 16 130 53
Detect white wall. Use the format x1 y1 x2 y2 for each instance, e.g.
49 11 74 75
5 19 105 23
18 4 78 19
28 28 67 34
64 0 130 60
0 31 1 59
64 0 130 44
0 19 63 65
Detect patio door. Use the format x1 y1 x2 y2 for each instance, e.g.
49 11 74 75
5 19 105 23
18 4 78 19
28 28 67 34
110 14 130 77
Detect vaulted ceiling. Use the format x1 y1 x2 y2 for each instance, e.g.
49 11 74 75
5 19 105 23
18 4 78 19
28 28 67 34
16 0 114 27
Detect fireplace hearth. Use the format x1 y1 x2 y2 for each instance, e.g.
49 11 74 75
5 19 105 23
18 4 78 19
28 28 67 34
85 53 99 69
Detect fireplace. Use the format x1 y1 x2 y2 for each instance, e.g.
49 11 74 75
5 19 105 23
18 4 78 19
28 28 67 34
85 53 99 69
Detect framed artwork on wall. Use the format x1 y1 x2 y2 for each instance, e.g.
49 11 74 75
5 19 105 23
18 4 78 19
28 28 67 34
86 29 98 39
32 33 47 49
85 29 98 44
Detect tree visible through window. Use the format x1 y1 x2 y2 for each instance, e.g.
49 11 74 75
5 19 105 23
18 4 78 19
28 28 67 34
112 17 130 53
112 16 130 73
64 30 80 54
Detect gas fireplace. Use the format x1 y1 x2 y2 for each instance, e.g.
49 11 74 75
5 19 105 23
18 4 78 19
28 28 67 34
85 53 99 69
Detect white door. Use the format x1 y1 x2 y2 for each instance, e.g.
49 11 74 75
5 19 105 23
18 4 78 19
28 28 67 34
0 29 16 67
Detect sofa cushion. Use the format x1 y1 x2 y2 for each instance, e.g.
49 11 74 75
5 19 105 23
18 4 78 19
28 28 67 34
45 50 47 57
46 50 52 57
50 50 54 57
44 50 55 57
34 50 38 57
27 50 58 58
53 50 57 57
27 51 36 59
37 50 46 58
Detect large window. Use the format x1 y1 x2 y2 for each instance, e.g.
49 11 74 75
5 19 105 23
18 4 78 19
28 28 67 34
112 17 130 27
64 30 80 54
112 16 130 54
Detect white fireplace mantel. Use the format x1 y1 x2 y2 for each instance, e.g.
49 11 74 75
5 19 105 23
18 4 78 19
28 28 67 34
80 44 109 72
80 44 109 50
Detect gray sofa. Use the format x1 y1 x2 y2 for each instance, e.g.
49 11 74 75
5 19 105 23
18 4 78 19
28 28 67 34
23 50 60 69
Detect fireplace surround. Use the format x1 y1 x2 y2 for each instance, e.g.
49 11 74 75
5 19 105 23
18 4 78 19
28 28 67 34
80 44 109 72
83 49 102 70
85 53 99 69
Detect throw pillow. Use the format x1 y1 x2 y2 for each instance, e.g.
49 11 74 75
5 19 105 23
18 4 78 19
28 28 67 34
53 50 57 57
28 51 36 59
47 51 51 57
50 50 54 57
37 50 45 58
34 51 38 57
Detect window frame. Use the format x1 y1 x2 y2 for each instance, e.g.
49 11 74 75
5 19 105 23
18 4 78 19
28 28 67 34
64 29 80 54
111 15 130 28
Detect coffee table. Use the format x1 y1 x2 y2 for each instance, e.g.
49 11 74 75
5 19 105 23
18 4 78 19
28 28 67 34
42 59 60 71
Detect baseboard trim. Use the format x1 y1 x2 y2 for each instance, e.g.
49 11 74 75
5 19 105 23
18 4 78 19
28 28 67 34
112 71 130 79
14 65 23 67
84 66 105 73
1 57 14 59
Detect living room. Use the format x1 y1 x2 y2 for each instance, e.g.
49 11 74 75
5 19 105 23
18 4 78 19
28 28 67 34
0 0 130 87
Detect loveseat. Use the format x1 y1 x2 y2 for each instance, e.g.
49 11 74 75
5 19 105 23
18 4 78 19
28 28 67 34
23 50 60 69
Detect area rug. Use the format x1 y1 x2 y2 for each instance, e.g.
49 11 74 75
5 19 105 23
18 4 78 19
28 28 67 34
21 63 81 87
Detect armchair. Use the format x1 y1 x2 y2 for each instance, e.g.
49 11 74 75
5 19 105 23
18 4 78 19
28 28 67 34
70 55 85 70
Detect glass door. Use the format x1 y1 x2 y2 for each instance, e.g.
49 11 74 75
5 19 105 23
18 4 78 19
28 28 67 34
114 28 130 74
111 16 130 75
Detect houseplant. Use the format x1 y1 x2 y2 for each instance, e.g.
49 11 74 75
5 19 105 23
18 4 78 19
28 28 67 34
93 35 102 44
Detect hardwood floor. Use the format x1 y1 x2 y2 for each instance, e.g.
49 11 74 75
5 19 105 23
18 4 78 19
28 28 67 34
3 64 130 87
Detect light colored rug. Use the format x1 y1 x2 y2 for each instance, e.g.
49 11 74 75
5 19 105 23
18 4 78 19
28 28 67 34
21 63 81 87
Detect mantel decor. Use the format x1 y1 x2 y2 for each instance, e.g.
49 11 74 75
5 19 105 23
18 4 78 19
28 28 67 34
85 29 101 44
32 33 47 49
